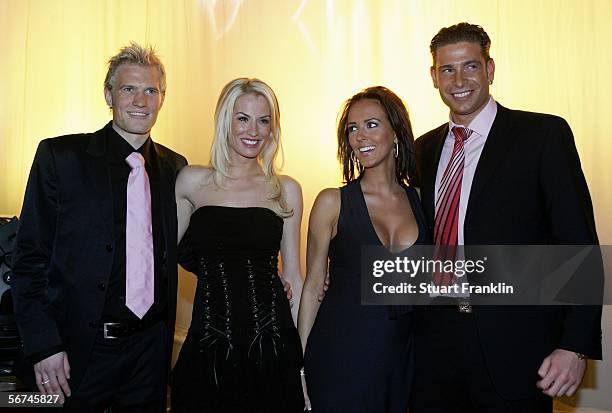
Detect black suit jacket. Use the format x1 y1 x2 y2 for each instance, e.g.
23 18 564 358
415 103 602 399
11 122 187 389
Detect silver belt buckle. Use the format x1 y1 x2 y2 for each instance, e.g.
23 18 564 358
103 322 120 339
457 299 472 314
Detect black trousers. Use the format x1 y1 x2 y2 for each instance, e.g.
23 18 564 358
409 306 552 413
63 321 169 413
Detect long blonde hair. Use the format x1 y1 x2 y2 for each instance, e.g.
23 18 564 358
210 78 292 217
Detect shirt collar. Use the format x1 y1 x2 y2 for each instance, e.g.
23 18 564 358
448 95 498 138
106 125 155 166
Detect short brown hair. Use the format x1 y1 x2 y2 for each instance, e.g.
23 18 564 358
337 86 416 186
430 22 491 64
104 42 166 92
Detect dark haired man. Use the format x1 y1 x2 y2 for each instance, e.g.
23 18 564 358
411 22 602 412
12 43 187 412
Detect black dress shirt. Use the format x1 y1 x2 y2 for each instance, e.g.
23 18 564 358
101 126 167 323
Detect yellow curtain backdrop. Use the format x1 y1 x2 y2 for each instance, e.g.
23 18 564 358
1 0 611 409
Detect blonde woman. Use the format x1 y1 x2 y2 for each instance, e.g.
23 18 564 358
171 78 304 412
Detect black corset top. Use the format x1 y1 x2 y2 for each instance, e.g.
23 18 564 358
179 206 290 343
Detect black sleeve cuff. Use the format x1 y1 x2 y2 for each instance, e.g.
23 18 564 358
27 345 64 365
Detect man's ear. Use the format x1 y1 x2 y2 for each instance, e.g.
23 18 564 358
430 66 439 89
486 58 495 85
104 87 113 108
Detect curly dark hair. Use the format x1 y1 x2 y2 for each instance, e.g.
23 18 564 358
430 22 491 64
336 86 416 186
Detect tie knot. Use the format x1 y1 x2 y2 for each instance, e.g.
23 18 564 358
451 126 472 143
126 152 145 169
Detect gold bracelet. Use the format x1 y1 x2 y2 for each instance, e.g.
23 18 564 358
575 352 588 360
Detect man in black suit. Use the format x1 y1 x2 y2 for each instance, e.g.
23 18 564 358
410 23 602 412
11 43 187 412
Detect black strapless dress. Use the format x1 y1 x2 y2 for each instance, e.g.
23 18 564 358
304 181 428 412
171 206 304 413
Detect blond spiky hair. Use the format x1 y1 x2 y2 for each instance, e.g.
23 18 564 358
104 42 166 92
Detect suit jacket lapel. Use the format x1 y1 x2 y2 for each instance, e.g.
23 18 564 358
466 104 516 220
152 143 175 257
85 125 113 239
421 124 448 227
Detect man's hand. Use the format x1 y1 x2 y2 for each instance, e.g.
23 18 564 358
34 351 71 404
317 273 330 302
281 276 293 302
536 349 586 397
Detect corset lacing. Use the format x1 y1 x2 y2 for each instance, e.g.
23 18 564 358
197 257 233 386
247 255 281 360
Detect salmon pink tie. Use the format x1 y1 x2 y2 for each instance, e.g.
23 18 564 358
433 126 472 285
125 152 154 319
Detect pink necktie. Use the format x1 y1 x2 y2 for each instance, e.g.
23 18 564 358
125 152 154 319
433 126 472 285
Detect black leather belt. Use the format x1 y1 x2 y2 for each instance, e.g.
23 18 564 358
98 317 164 339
